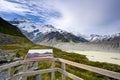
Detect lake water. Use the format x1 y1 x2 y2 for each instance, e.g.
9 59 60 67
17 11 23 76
67 50 120 65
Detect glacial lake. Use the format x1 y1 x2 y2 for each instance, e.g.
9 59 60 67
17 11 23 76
67 50 120 65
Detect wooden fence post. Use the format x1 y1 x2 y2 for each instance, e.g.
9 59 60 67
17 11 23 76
61 62 66 80
34 62 42 80
8 67 11 78
51 61 55 80
35 74 42 80
34 62 38 70
22 63 28 80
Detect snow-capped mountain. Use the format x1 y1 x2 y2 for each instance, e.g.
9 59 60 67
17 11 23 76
10 18 58 33
9 18 88 43
87 33 120 42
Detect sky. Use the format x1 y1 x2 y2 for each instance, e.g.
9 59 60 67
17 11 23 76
0 0 120 35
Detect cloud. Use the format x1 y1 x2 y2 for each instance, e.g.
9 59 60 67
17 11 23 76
0 0 120 35
46 0 120 35
0 0 61 22
0 0 30 15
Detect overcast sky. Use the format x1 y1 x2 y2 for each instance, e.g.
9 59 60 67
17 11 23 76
0 0 120 35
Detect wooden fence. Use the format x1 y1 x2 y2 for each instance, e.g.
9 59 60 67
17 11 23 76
0 58 120 80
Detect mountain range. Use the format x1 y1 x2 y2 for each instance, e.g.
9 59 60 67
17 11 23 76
9 18 120 48
86 33 120 42
0 17 119 52
9 18 88 44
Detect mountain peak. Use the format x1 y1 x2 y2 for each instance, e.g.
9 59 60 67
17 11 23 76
44 24 55 28
9 18 31 26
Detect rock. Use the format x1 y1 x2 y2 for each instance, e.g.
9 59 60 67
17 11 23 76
0 49 9 63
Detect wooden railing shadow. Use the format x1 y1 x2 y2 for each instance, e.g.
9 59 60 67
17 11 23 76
0 58 120 80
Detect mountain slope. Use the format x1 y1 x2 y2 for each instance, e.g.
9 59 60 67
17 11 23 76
42 31 87 42
0 17 25 37
0 17 31 44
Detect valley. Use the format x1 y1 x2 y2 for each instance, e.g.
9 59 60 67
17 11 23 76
0 17 120 80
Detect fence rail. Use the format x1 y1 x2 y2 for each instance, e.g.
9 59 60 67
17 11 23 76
0 58 120 80
55 58 120 79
